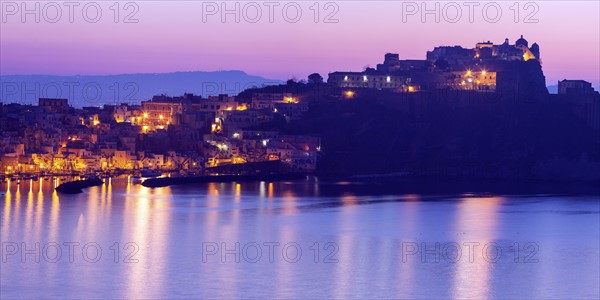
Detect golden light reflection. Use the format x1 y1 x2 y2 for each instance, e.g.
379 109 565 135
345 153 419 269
14 182 22 232
49 190 60 241
334 195 358 298
259 181 266 198
204 183 221 247
35 179 44 243
268 182 274 198
127 176 132 192
124 184 171 298
396 194 421 297
2 182 12 241
106 178 113 214
0 177 179 298
275 220 297 298
208 182 241 294
200 182 227 292
234 183 241 203
209 182 219 197
266 182 275 215
282 190 299 215
124 185 149 298
206 183 220 209
81 182 101 241
452 196 503 299
24 180 35 240
341 193 358 207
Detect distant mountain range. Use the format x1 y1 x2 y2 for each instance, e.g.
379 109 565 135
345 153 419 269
2 71 596 106
0 71 282 108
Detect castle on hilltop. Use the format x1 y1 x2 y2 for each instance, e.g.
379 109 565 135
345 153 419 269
328 35 542 93
425 35 539 67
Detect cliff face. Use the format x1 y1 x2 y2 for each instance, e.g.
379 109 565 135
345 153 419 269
248 61 598 182
491 59 549 101
281 86 598 181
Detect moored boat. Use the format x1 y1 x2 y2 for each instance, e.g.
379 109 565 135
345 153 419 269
140 168 162 178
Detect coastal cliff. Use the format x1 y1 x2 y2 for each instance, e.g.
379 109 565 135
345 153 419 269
269 63 600 181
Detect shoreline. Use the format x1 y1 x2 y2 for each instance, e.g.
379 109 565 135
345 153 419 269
2 171 599 185
141 173 308 188
2 173 598 196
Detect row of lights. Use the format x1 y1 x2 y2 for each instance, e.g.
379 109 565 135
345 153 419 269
343 85 414 98
466 69 488 76
344 75 393 83
462 69 491 86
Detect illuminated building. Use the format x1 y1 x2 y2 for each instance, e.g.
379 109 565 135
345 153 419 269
328 71 411 89
447 70 497 91
328 37 535 93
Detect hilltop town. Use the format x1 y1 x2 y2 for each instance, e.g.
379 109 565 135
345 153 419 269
1 36 599 181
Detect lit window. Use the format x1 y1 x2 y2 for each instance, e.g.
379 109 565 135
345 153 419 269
363 75 368 82
386 76 391 83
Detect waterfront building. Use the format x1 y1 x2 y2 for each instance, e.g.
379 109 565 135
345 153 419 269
555 80 600 130
558 80 596 95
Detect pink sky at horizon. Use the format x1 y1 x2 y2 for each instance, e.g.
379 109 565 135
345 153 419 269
1 1 599 86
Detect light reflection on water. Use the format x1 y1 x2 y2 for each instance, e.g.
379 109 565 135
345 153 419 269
452 196 502 299
0 177 599 299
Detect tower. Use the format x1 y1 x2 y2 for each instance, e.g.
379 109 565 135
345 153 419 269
530 43 540 59
515 35 528 48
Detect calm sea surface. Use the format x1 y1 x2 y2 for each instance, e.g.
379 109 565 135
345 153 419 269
1 177 599 299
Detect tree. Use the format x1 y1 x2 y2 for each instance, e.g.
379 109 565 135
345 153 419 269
307 73 324 85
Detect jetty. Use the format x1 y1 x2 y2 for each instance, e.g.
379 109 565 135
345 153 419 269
55 177 104 194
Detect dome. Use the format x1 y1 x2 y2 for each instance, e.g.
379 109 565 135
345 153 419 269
515 35 528 47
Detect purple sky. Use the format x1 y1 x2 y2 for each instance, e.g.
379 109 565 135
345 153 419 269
1 1 599 86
